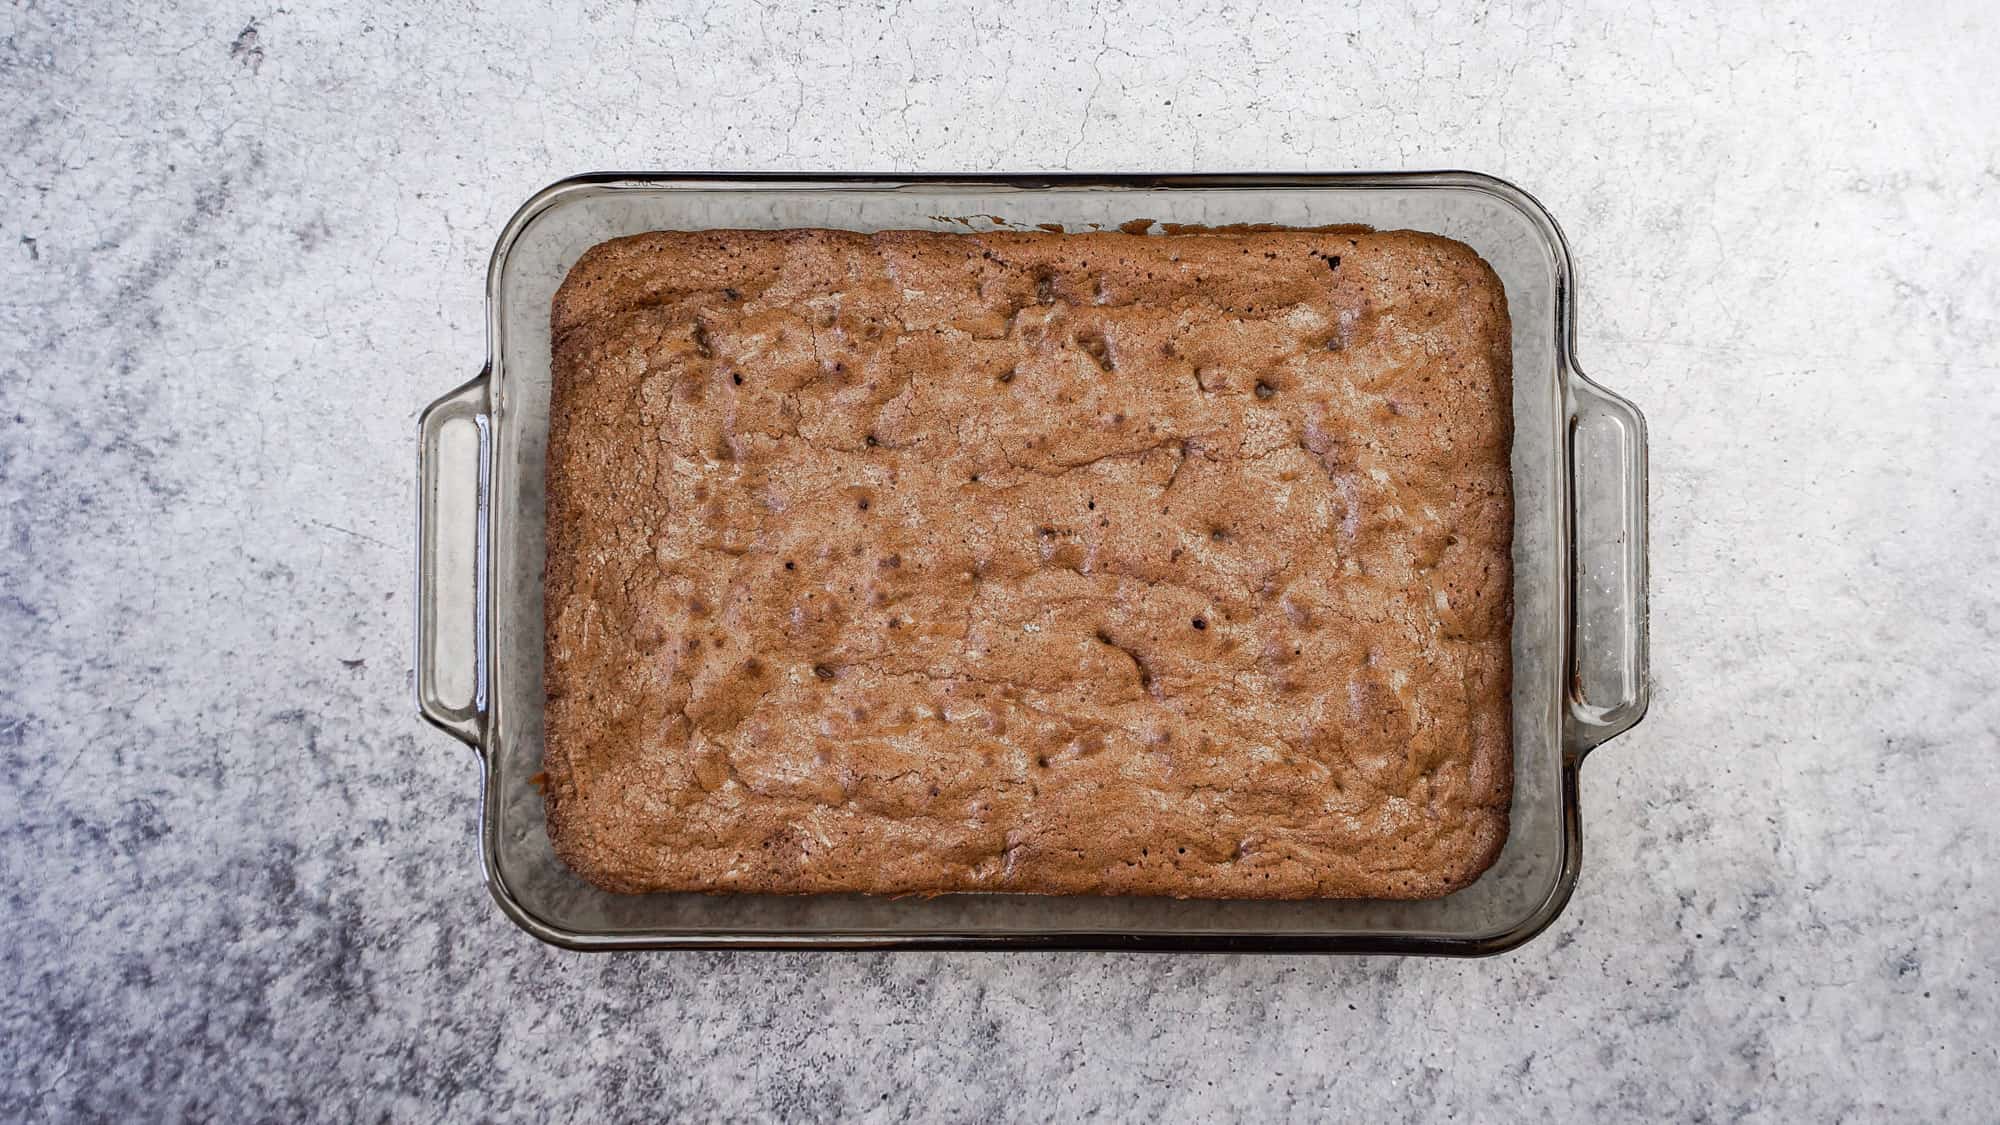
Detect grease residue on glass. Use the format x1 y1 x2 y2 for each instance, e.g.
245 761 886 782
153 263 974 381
924 215 1375 238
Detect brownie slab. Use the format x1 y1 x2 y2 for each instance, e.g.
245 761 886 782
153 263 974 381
542 227 1512 899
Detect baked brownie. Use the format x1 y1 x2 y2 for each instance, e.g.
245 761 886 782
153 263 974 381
542 228 1512 899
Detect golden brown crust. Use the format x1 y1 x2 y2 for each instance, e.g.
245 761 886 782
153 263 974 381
543 228 1512 899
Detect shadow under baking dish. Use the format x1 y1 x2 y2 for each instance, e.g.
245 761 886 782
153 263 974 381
416 172 1649 953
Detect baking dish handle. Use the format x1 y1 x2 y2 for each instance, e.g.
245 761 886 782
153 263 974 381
1565 372 1650 753
415 374 491 750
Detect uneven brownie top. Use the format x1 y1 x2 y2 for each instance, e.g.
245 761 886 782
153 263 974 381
542 227 1512 899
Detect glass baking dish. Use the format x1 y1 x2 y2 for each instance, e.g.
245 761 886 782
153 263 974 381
415 172 1649 953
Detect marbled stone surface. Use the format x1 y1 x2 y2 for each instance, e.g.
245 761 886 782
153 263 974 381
3 1 1997 1119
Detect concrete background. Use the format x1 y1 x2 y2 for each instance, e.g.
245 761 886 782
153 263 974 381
3 0 1996 1119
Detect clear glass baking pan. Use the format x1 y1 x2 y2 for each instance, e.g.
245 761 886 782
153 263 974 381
416 173 1648 953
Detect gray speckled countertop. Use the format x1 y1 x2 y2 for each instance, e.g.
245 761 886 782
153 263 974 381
5 1 1998 1119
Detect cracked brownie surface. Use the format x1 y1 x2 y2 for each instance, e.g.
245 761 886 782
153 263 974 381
542 227 1512 898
